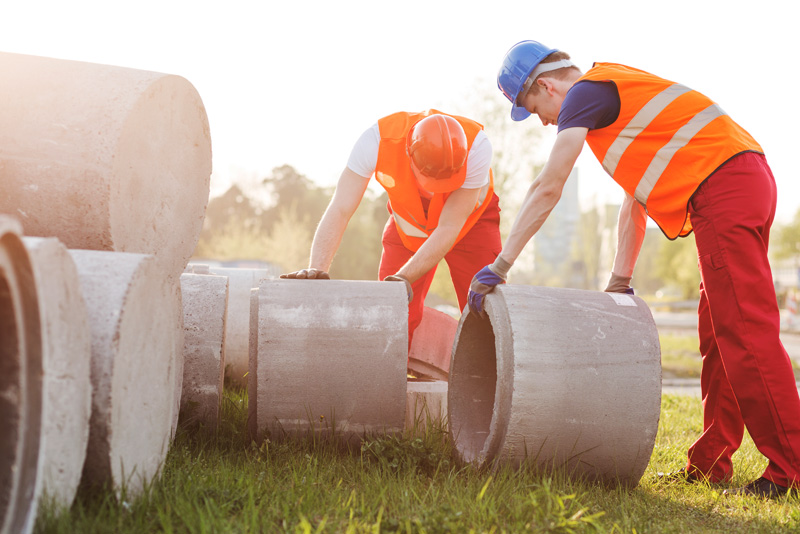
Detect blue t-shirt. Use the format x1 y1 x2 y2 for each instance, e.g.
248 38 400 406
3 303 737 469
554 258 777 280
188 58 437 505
557 80 620 133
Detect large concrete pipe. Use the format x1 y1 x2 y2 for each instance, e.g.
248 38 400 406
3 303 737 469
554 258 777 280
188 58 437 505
70 250 183 496
22 237 91 510
0 52 212 279
179 273 228 429
408 306 457 380
0 218 43 534
448 285 661 486
251 280 407 443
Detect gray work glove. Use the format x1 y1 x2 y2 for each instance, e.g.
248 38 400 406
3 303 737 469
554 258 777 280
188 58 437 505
280 268 330 280
384 274 413 303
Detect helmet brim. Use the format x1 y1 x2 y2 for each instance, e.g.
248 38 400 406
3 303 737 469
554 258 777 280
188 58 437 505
510 102 531 122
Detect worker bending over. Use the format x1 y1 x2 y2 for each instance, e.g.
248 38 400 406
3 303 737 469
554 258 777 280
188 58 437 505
469 40 800 498
283 110 501 345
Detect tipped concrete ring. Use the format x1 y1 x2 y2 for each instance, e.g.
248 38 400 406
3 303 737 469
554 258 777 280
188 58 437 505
448 285 661 486
22 237 91 510
0 218 43 534
0 52 212 279
252 279 408 443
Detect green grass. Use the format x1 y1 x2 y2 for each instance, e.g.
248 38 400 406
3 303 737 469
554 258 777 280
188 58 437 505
35 389 799 534
659 332 703 379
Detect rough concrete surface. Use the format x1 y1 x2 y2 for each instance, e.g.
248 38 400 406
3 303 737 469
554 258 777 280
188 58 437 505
0 52 212 280
247 288 259 441
204 267 275 388
254 280 408 442
0 218 43 534
449 285 661 487
406 380 448 434
408 306 457 380
70 250 183 496
179 273 228 430
22 237 91 510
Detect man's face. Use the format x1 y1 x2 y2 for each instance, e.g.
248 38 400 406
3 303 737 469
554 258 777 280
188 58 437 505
520 79 563 127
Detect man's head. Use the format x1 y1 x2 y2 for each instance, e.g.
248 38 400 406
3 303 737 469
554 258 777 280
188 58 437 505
406 114 468 193
497 40 581 124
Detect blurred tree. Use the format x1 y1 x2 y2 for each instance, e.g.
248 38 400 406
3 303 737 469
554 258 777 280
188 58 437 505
655 234 701 299
630 229 668 296
261 201 314 272
193 212 267 260
772 208 800 264
327 189 387 281
260 165 331 232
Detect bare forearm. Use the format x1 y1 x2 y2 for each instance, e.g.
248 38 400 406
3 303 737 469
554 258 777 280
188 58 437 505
308 208 350 271
501 180 561 264
611 195 647 277
395 225 460 282
498 127 586 267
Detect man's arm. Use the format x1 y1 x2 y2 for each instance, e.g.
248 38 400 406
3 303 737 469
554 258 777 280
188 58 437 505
499 127 587 264
467 127 587 315
281 167 369 279
604 192 647 292
392 186 482 282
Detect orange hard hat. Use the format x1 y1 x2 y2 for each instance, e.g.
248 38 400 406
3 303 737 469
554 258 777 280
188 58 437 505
407 114 468 193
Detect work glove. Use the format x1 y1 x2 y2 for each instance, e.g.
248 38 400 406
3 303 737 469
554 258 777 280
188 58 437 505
280 268 330 280
384 274 413 303
604 272 634 295
468 256 512 317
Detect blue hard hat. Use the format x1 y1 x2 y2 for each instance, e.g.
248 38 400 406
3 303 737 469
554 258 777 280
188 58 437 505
497 40 558 121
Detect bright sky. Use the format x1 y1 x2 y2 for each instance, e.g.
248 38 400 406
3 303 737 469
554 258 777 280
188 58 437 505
3 0 798 220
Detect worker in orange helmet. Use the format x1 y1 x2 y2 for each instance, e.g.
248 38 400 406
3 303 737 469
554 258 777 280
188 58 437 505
469 40 800 498
282 110 502 345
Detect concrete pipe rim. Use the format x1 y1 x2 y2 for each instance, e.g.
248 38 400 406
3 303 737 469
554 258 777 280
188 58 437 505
0 230 43 533
448 290 513 468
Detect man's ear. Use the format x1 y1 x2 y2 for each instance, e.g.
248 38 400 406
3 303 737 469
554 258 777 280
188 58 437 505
537 77 556 96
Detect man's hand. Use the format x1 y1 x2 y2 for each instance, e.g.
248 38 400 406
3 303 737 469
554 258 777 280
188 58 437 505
384 274 413 303
468 265 506 316
604 272 634 295
280 268 330 280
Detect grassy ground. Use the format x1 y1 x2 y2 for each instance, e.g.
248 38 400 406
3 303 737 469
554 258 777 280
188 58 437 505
34 383 799 533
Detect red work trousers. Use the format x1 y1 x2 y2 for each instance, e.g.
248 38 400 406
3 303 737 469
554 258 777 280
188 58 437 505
378 193 502 346
685 152 800 487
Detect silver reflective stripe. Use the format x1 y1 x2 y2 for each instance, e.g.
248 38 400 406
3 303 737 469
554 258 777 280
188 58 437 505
634 103 725 203
602 84 693 176
393 213 428 238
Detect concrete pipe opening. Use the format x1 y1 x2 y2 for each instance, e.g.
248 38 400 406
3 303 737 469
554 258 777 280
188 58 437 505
448 285 661 487
448 311 498 464
0 220 43 534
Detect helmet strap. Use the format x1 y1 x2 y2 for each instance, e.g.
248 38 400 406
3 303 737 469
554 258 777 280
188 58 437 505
517 59 576 105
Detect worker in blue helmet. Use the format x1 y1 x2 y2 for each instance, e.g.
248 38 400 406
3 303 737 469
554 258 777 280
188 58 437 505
469 39 800 499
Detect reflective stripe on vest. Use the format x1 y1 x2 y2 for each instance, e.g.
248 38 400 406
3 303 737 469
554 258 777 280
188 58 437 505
634 103 725 205
391 184 490 239
579 63 762 239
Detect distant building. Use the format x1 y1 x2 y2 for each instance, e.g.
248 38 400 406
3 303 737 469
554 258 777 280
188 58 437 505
532 168 582 286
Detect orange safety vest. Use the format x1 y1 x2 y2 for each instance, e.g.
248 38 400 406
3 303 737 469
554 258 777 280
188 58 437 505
578 63 762 239
375 110 495 251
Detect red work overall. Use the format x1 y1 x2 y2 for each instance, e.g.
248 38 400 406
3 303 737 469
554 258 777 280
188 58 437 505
686 152 800 487
378 193 501 345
